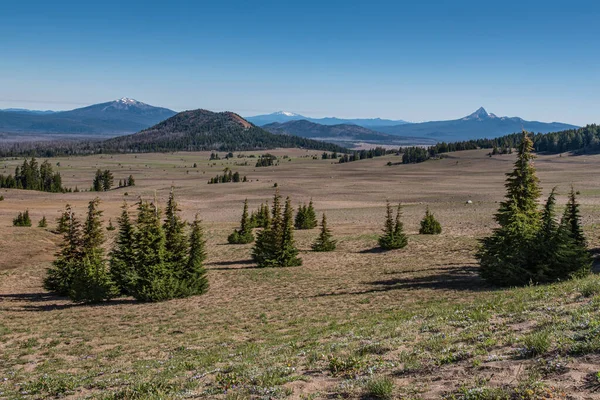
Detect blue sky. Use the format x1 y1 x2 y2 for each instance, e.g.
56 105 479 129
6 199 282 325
1 0 598 125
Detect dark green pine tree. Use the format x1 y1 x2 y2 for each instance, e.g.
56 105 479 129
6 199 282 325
312 213 337 252
294 204 307 229
305 199 318 229
56 207 71 234
378 202 408 250
561 186 586 247
478 132 544 286
163 189 188 275
110 202 137 295
70 198 118 303
279 197 302 266
253 191 284 267
419 207 442 234
44 205 82 295
177 214 209 297
131 200 177 302
496 131 541 227
38 216 48 228
228 199 255 244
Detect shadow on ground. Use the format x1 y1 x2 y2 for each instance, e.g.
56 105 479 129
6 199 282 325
0 292 137 312
312 264 493 298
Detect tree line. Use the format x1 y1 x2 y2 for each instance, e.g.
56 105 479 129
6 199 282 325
402 124 600 164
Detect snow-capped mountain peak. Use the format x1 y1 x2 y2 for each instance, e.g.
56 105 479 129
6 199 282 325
117 97 140 105
275 111 299 117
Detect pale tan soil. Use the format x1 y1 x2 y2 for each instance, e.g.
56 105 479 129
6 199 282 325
1 149 600 399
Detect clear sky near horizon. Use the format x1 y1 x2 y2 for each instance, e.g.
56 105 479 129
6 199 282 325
1 0 598 125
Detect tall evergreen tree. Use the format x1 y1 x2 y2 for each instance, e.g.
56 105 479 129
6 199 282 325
561 186 586 247
130 200 177 302
163 189 188 274
495 132 541 227
305 199 318 229
70 198 118 303
44 205 82 296
312 213 337 252
110 202 137 295
478 132 590 286
252 192 282 267
378 202 408 250
279 197 302 266
177 215 209 296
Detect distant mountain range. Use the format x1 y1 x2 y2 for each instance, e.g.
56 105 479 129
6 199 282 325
367 107 579 142
246 111 410 127
248 108 579 143
100 109 345 153
263 120 436 146
0 100 581 145
0 98 176 135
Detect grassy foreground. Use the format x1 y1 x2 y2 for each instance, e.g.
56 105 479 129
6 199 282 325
1 149 600 399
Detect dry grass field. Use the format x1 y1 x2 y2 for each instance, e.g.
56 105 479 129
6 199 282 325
2 149 600 399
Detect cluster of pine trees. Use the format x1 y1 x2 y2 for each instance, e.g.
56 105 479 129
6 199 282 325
252 192 302 267
0 158 65 192
118 175 135 188
92 169 114 192
321 152 339 159
13 210 32 227
208 168 247 184
379 202 409 250
477 132 591 286
255 154 278 167
44 191 208 303
227 193 337 261
294 200 317 229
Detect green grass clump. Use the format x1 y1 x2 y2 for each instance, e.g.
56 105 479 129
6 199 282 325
579 279 600 297
364 376 394 399
520 330 551 358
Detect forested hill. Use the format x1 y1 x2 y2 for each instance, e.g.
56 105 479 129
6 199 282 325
0 109 347 157
401 124 600 164
99 109 346 153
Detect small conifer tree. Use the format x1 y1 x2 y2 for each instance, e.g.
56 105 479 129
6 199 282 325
378 202 408 250
561 186 586 247
44 205 82 296
69 198 118 303
279 197 302 266
110 202 137 295
228 199 254 244
177 215 209 296
56 207 70 234
419 207 442 234
312 213 336 252
38 216 48 228
106 218 116 231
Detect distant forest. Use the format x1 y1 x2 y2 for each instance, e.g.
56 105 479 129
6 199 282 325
401 124 600 164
